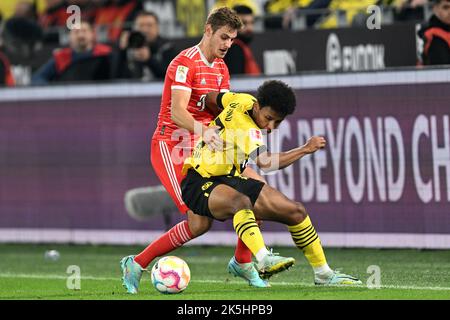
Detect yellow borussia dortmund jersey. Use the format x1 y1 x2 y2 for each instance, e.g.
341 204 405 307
182 92 267 178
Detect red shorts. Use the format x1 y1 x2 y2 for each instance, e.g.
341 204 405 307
151 138 191 214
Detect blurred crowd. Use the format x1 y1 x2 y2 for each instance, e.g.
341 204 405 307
0 0 448 87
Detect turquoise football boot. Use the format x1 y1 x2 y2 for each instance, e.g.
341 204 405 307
120 255 144 294
314 271 362 286
227 257 270 288
256 250 295 280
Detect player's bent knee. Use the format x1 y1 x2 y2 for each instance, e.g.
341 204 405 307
187 212 213 237
190 222 210 237
290 202 308 224
297 202 307 215
229 193 253 214
282 202 308 225
188 219 211 237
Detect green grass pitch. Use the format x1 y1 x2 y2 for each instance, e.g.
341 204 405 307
0 244 449 300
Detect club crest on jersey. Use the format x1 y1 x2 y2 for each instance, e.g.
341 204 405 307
201 182 213 191
217 75 223 86
175 65 189 83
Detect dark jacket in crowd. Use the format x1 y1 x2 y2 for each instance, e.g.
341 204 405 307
418 14 450 66
111 36 176 80
224 37 261 75
31 44 112 85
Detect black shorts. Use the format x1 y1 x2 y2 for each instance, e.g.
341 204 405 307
181 169 265 220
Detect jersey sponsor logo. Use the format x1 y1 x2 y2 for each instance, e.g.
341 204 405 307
201 181 213 190
175 65 189 83
200 78 206 85
225 102 239 121
217 75 223 86
249 128 263 143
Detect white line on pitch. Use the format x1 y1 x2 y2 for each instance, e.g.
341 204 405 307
0 273 449 291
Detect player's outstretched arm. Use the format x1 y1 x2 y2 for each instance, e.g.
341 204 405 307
255 136 326 173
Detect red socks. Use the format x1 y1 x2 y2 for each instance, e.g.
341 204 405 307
234 238 253 264
234 220 261 263
134 220 193 268
134 220 254 268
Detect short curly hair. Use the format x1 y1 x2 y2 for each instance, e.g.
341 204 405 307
256 80 296 117
206 7 243 33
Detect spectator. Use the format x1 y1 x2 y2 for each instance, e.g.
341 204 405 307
2 16 43 64
224 5 262 75
111 10 177 81
0 49 16 87
94 0 143 43
0 2 44 85
40 0 99 43
31 20 112 84
418 0 450 65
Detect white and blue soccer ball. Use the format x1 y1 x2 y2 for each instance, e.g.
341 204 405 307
44 250 60 261
151 256 191 294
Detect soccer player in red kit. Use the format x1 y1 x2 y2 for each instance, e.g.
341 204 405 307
120 7 268 294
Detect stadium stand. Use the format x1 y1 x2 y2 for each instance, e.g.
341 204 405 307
110 10 177 81
31 20 112 84
0 0 449 302
0 0 443 86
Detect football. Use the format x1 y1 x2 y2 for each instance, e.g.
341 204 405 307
151 256 191 294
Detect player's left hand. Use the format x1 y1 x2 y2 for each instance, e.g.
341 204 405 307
304 136 326 153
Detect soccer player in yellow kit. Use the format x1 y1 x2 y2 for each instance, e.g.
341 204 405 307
181 80 362 284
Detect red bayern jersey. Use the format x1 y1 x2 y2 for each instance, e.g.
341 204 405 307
153 45 230 142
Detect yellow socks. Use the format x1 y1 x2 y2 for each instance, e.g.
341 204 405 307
288 216 328 269
233 209 332 275
233 209 269 261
